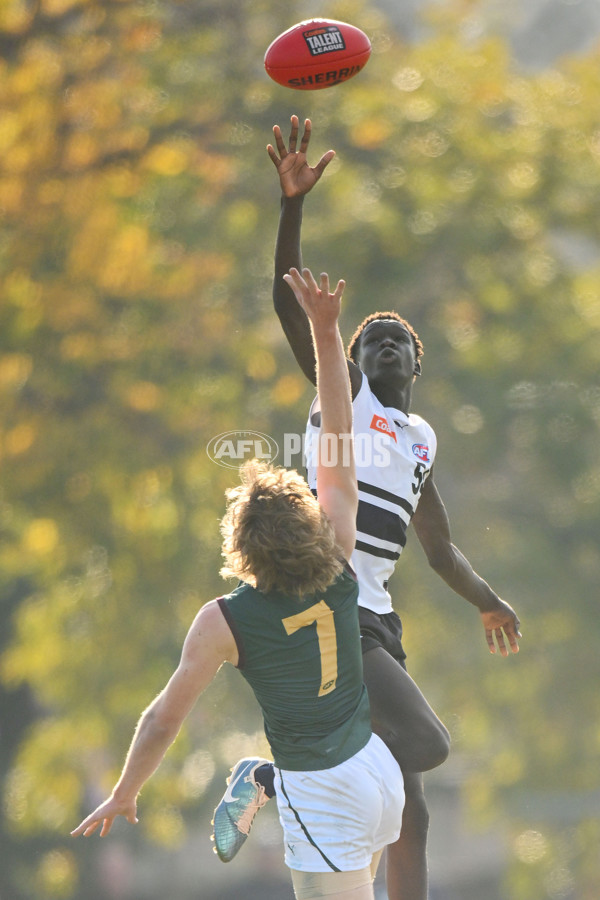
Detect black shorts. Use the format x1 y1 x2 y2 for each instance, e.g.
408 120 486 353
359 607 407 671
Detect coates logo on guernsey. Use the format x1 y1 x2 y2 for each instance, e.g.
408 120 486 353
412 443 430 462
370 414 397 442
207 431 279 469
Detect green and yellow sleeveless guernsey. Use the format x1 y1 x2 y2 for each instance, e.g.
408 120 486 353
217 567 371 771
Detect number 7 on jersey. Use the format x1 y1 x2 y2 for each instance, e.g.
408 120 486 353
282 600 338 697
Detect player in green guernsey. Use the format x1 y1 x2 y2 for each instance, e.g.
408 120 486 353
218 572 371 773
71 267 405 900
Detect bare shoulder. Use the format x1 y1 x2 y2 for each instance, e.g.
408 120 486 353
193 597 228 625
185 599 238 666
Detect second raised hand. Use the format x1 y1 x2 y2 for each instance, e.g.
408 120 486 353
267 116 336 198
283 267 345 328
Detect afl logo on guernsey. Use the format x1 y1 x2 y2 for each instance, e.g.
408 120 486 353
370 414 397 442
412 443 430 462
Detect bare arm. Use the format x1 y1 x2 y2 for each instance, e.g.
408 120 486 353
269 117 363 396
411 474 521 657
283 268 357 561
71 601 237 837
273 193 316 382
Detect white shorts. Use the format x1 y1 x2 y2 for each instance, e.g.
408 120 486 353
274 733 404 873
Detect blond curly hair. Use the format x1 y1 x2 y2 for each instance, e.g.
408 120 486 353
220 460 344 599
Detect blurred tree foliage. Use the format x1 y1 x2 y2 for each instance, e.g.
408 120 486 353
0 0 599 897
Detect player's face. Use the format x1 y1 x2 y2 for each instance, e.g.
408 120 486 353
356 319 420 385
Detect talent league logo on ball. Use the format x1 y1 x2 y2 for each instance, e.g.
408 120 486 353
412 443 430 462
302 24 346 56
207 431 279 469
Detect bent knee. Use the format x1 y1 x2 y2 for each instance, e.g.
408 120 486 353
388 721 450 773
420 722 450 771
415 717 450 771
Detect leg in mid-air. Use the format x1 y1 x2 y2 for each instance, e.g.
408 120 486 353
213 643 448 869
361 646 449 900
291 869 376 900
280 737 402 900
292 850 383 900
211 757 271 862
384 772 429 900
360 645 449 776
212 650 448 882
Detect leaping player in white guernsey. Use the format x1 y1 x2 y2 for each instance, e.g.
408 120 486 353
212 117 521 900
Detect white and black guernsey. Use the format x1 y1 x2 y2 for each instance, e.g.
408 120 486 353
305 372 437 615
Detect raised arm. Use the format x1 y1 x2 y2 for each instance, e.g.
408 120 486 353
71 601 237 838
268 116 335 385
283 268 357 561
411 474 521 657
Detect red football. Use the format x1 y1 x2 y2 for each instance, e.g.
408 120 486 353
264 19 371 91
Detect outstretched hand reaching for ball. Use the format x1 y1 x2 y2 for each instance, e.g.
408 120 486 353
283 267 345 333
267 116 335 198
